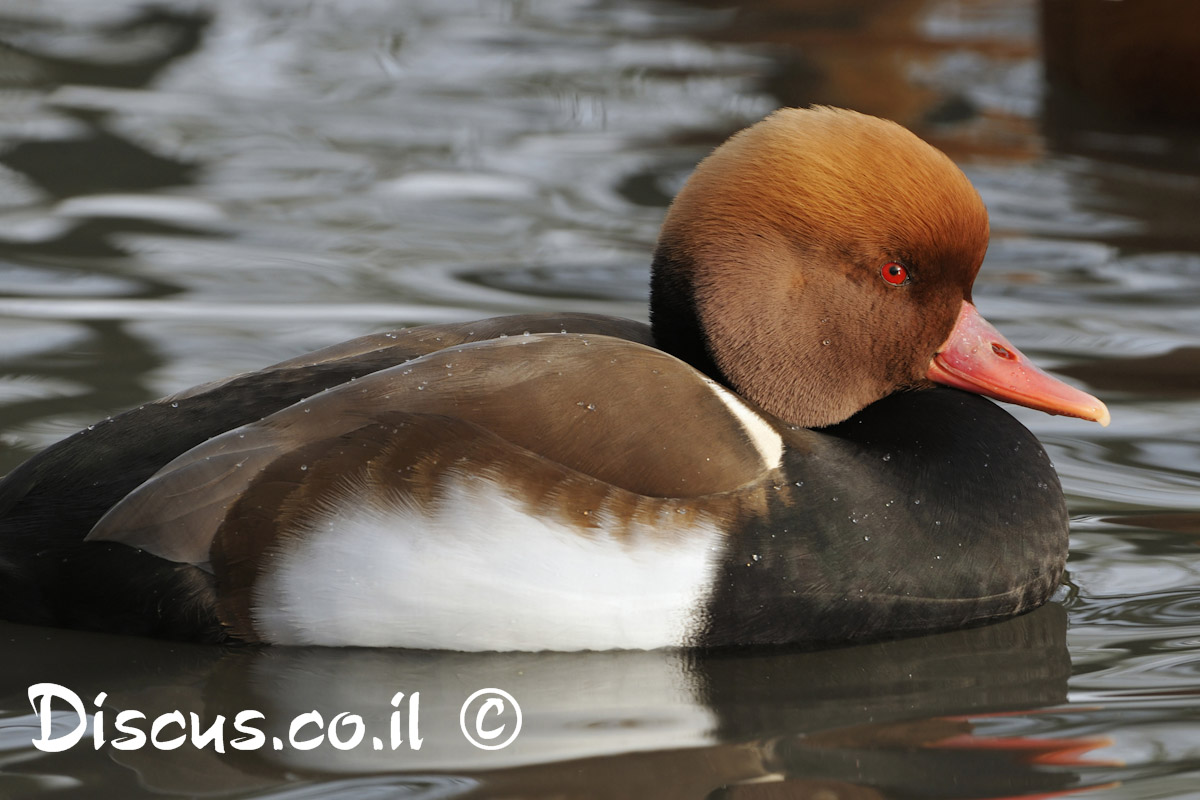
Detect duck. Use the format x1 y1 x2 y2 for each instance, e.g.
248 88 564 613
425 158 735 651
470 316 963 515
0 107 1108 651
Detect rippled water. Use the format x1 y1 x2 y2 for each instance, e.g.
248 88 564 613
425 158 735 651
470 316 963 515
2 1 1200 797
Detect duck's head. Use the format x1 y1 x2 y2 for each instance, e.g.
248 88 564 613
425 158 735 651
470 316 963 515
650 106 1109 429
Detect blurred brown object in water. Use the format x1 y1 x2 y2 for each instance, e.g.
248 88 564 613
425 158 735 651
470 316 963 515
1059 347 1200 398
1042 0 1200 126
678 0 1041 162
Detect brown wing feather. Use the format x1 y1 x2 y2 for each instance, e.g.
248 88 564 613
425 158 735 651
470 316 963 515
89 333 775 576
85 427 287 565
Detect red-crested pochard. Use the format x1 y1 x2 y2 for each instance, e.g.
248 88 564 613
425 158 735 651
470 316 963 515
0 107 1108 650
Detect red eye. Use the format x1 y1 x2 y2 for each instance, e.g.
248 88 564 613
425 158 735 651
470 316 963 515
881 262 908 286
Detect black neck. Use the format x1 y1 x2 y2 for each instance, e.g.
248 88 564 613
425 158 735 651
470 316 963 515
649 244 725 383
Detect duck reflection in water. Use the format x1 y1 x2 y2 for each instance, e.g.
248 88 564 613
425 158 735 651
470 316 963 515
1 604 1115 798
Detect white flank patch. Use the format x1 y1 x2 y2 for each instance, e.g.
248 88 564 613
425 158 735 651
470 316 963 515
702 379 784 470
252 476 724 650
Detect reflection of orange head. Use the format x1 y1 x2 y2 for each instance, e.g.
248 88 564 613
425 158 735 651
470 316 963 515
927 725 1122 799
931 731 1120 767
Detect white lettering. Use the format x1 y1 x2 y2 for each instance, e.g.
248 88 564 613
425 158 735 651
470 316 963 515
27 683 87 753
327 712 365 750
111 710 147 751
289 710 324 750
190 713 226 753
475 698 505 741
231 710 266 751
150 711 187 750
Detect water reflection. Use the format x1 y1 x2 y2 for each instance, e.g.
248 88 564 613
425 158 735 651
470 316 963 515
1 605 1091 798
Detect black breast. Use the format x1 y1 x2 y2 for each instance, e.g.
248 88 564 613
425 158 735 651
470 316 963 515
700 388 1069 648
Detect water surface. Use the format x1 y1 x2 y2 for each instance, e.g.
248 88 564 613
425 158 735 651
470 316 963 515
2 1 1200 797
